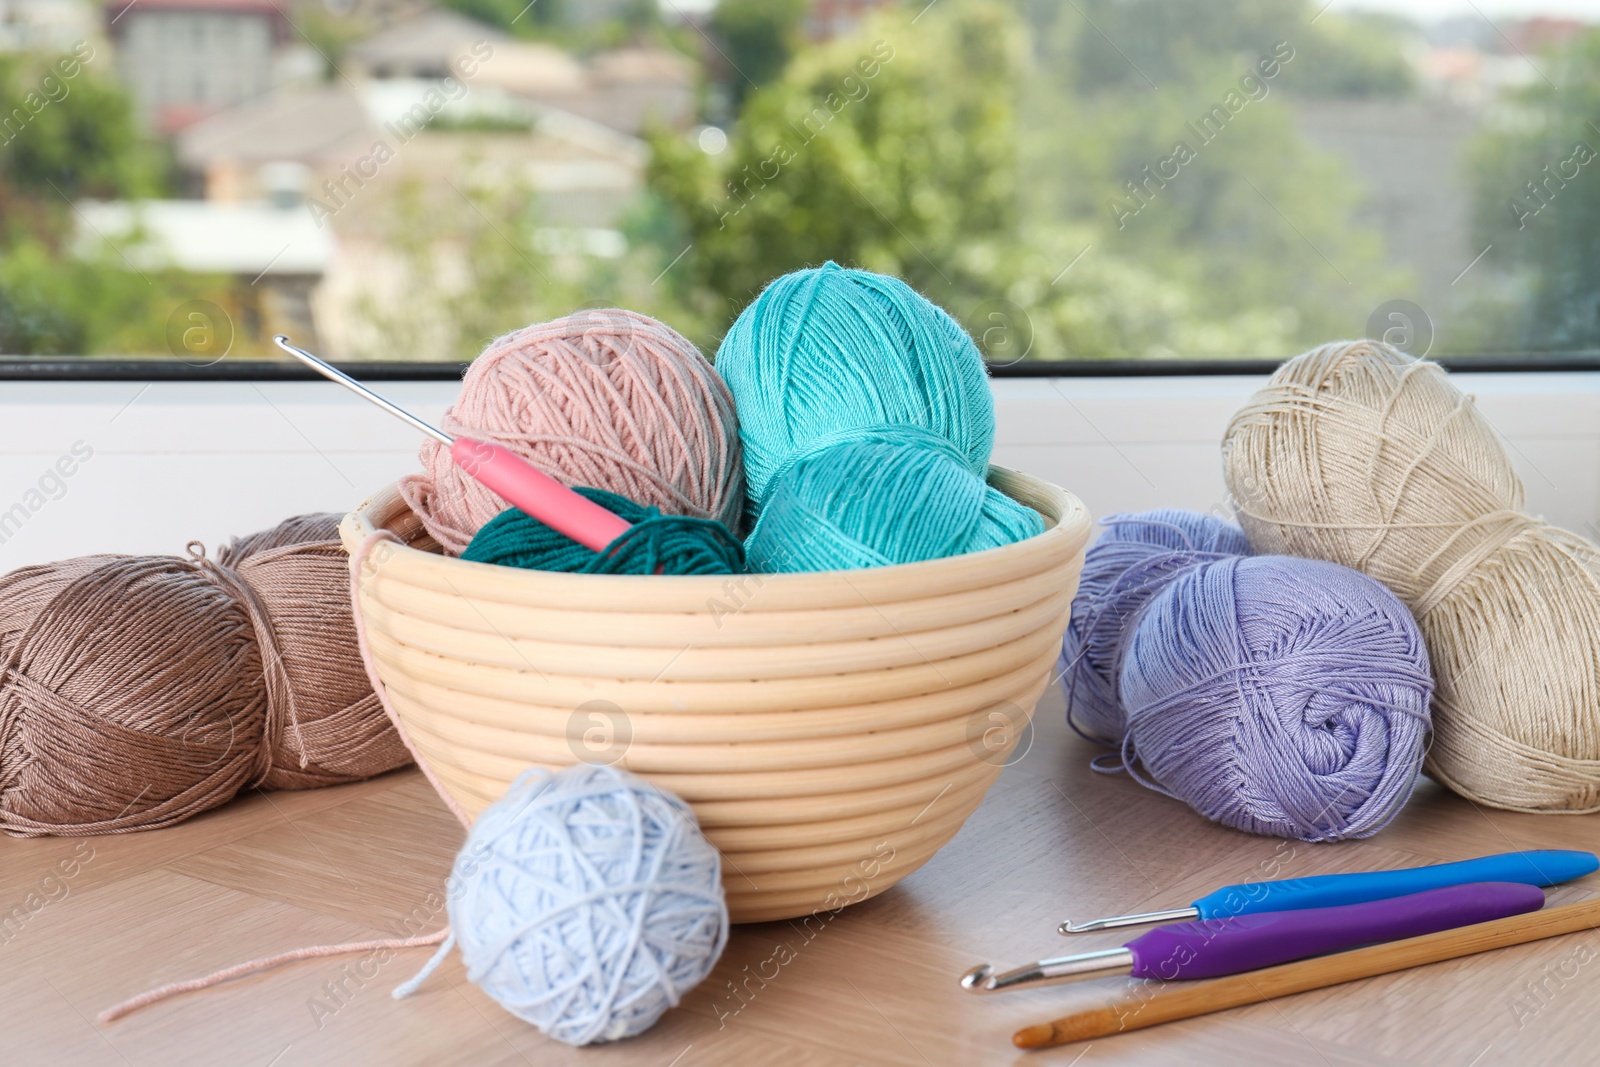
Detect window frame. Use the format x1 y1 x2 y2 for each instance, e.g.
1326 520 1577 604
3 354 1598 382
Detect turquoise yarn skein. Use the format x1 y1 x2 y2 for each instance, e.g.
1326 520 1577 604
394 764 728 1046
745 434 1043 573
714 262 996 514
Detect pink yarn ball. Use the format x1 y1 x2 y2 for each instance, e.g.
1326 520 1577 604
400 310 745 554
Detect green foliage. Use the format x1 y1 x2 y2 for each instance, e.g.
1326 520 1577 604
0 51 166 201
1466 30 1600 350
0 49 230 358
429 111 536 132
1042 0 1413 99
435 0 672 48
294 8 370 82
352 176 631 360
1028 45 1399 345
0 237 81 353
1050 0 1307 95
0 235 230 356
1292 12 1417 99
348 164 737 361
646 0 1401 359
648 3 1021 328
438 0 564 38
710 0 809 109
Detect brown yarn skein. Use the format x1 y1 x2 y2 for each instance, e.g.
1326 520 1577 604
1223 340 1600 814
0 515 409 836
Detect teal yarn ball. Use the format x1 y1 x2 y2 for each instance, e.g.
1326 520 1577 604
714 262 995 514
461 488 744 575
745 433 1043 573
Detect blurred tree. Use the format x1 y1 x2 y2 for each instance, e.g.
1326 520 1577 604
294 7 370 82
1292 12 1417 98
710 0 809 110
347 174 712 361
1047 0 1414 99
0 56 165 201
0 53 227 357
349 176 547 360
0 234 230 356
438 0 564 37
1026 33 1398 346
647 0 1399 358
1465 30 1600 350
1054 0 1306 94
0 237 82 354
651 1 1019 330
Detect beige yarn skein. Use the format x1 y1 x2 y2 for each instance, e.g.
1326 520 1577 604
1222 340 1600 813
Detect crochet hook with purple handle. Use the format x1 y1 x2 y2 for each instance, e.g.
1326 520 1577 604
961 881 1545 993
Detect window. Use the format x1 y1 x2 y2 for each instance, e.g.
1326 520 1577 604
1 0 1598 369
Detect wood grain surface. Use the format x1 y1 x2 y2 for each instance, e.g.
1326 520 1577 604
4 684 1597 1066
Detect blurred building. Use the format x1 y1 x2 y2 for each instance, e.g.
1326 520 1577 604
343 6 506 79
1295 98 1477 312
0 0 94 52
346 7 694 134
175 84 380 200
461 39 586 96
1501 17 1587 55
103 0 316 133
1416 16 1591 108
166 67 647 354
174 76 646 222
74 197 333 347
573 46 695 134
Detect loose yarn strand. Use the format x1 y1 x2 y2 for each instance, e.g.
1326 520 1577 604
100 930 450 1022
393 933 457 999
187 541 308 775
91 531 465 1026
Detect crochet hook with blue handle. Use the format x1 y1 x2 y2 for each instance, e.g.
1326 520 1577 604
1058 849 1597 935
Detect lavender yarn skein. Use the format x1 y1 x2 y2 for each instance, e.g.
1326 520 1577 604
1120 555 1433 842
1059 511 1250 743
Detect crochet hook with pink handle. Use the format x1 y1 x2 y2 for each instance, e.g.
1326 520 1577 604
273 335 632 553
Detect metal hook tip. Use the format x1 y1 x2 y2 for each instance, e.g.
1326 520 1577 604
959 964 994 992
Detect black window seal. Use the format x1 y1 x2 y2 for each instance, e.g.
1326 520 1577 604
3 354 1599 381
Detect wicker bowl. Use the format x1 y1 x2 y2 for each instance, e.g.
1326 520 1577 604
340 467 1090 923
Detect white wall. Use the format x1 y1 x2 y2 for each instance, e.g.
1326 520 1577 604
988 374 1600 539
2 373 1598 570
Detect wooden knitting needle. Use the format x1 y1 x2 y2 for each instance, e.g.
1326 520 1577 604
1013 895 1600 1050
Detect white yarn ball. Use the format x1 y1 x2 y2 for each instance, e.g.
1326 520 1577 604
446 764 728 1046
